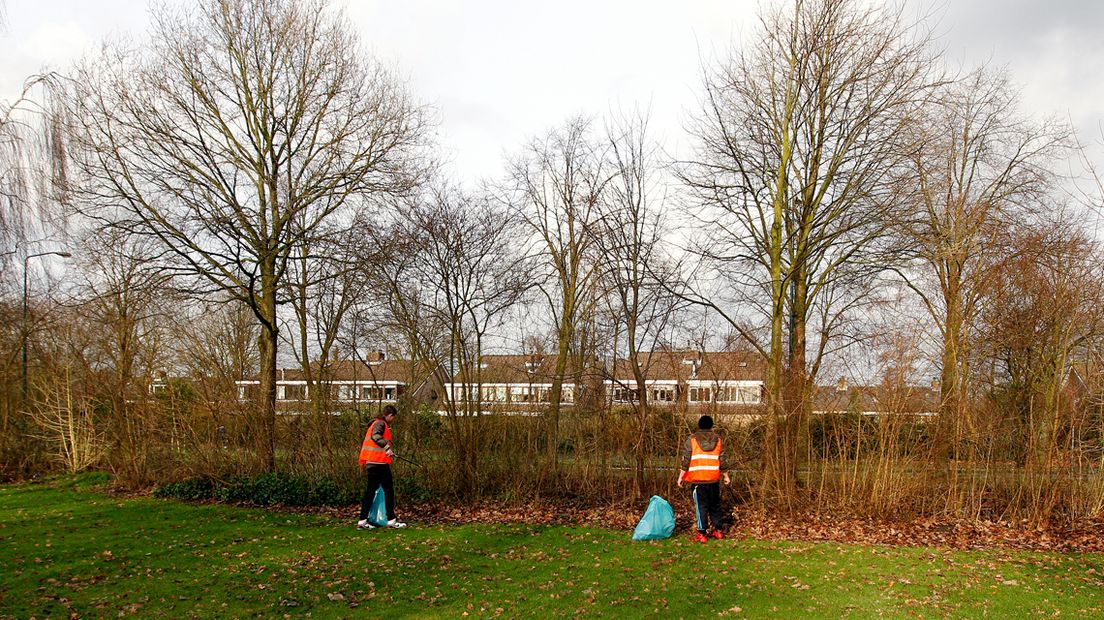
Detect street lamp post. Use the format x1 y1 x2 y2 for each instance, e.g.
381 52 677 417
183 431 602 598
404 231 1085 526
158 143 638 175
22 250 72 403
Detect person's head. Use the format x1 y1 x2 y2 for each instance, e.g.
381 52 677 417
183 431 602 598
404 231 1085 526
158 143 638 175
380 405 398 421
697 415 714 431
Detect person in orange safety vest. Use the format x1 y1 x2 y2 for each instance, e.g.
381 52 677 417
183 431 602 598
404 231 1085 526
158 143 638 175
356 405 407 529
677 415 730 542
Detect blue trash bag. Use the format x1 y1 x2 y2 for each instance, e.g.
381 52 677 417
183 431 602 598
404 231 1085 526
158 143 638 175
632 495 675 541
368 485 389 528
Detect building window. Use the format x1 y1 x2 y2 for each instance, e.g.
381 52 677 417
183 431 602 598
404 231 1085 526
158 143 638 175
280 384 307 401
689 387 712 402
480 385 506 402
362 385 399 401
740 386 760 404
451 385 478 402
715 385 760 404
612 387 638 403
651 387 675 402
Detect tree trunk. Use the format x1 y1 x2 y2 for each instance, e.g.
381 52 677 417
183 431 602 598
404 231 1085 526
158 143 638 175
783 272 810 498
257 271 279 472
763 214 789 504
629 332 650 498
547 308 574 466
939 272 965 462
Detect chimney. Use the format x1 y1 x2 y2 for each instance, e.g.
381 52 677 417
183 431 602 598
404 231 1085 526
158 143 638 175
837 376 847 392
931 377 940 392
367 350 385 364
681 350 702 378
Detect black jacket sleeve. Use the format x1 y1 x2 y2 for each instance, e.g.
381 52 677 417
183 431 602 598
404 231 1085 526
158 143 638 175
370 420 392 449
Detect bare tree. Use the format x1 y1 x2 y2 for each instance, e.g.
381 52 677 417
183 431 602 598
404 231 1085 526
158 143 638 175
593 111 680 496
0 73 69 273
71 229 170 483
680 0 938 501
0 73 71 435
174 297 259 420
362 185 529 493
280 221 379 477
896 67 1069 461
30 364 104 474
507 116 607 465
983 218 1104 471
67 0 433 470
284 224 366 412
351 217 442 379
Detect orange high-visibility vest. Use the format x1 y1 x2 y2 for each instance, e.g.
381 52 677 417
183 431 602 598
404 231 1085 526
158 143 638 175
359 419 392 466
684 436 721 483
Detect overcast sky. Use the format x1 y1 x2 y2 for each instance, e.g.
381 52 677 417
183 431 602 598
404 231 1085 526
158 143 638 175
2 0 1103 183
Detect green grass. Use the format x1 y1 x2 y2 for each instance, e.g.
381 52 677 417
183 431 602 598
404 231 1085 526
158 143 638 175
2 475 1103 618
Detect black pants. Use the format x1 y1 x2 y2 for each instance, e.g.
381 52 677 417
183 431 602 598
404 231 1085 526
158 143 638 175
359 464 396 522
692 482 724 533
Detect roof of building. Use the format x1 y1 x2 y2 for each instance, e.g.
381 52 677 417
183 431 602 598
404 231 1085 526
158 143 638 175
811 381 941 415
607 349 764 383
244 358 421 383
445 354 599 384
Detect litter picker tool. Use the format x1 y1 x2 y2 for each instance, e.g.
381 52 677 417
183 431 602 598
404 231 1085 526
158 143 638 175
392 452 423 468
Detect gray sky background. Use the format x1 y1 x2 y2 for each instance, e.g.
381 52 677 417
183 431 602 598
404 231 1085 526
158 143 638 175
2 0 1103 184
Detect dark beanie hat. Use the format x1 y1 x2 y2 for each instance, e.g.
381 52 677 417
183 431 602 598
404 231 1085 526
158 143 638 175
698 415 714 430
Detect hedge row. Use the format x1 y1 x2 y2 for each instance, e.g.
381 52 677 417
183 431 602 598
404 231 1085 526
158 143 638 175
153 472 358 507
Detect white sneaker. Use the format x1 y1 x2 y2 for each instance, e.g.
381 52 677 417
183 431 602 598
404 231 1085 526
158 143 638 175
386 519 407 528
356 519 376 530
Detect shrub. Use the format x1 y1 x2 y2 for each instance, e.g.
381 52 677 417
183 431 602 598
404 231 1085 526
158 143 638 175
213 473 307 505
155 473 356 507
395 475 433 503
154 477 215 501
414 403 443 433
308 477 359 506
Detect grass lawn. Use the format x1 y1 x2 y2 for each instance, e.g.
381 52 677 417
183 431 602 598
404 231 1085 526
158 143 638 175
2 475 1103 618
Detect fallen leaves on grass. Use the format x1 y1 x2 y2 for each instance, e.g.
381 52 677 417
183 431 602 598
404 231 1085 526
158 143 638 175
224 495 1104 553
726 509 1104 553
397 500 1104 553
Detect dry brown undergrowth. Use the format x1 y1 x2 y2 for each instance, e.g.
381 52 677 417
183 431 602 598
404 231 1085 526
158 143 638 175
283 496 1104 553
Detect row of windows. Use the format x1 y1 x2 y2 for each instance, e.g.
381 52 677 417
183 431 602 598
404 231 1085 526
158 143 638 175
239 382 762 405
612 385 761 404
694 386 761 404
238 384 403 401
610 387 676 403
450 385 576 404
